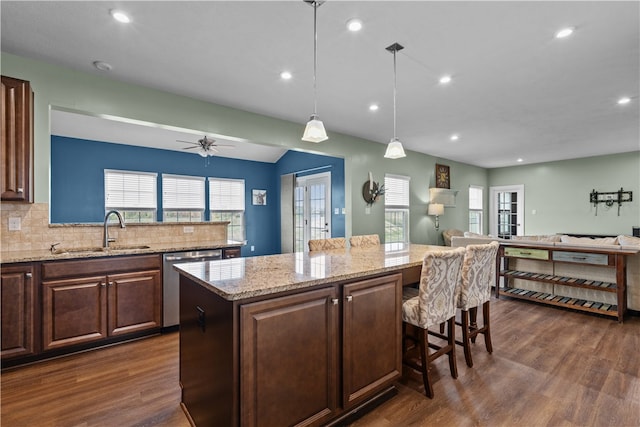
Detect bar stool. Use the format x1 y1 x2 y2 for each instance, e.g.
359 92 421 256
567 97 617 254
456 241 500 367
308 237 346 251
402 248 465 398
349 234 380 248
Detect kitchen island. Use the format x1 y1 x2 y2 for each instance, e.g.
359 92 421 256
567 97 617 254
175 243 449 427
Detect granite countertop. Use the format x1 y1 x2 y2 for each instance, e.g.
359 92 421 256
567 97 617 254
174 243 454 301
1 240 245 264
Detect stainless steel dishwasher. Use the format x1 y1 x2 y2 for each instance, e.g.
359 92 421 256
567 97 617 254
163 249 222 328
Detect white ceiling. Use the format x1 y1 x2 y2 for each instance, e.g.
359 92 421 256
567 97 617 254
2 1 639 168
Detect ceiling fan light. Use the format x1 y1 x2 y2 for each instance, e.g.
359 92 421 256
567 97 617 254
302 115 328 143
198 149 209 158
384 138 406 159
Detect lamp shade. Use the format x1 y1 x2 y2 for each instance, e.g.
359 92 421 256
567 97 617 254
428 203 444 216
302 115 328 143
384 137 406 159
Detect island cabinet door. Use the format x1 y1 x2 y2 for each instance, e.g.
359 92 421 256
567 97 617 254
342 273 402 408
240 287 339 427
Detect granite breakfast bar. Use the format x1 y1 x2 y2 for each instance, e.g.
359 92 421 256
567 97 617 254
175 243 449 427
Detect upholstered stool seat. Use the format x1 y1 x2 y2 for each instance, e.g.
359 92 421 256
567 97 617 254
308 237 346 251
349 234 380 248
456 241 500 367
401 248 465 398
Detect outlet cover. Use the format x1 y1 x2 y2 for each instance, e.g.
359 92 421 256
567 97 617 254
8 217 21 231
183 226 194 233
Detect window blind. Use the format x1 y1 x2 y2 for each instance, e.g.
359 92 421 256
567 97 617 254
469 186 483 210
209 178 245 211
162 174 205 209
384 174 410 207
105 169 157 208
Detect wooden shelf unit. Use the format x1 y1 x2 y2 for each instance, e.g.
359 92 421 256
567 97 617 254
496 243 636 322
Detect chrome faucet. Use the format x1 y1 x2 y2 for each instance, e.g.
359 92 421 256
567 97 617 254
103 210 126 248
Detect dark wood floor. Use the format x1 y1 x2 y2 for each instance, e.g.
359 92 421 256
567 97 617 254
2 297 639 426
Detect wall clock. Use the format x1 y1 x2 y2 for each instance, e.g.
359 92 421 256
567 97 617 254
435 164 450 189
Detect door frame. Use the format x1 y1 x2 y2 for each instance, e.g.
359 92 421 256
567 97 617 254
489 184 524 237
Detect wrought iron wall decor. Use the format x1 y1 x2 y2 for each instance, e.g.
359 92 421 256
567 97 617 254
589 188 632 216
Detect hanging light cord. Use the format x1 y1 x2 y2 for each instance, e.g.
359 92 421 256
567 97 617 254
313 1 318 116
392 48 397 139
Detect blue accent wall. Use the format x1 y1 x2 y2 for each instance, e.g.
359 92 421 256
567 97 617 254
51 136 345 256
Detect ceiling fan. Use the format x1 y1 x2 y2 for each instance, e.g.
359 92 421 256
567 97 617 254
177 136 234 157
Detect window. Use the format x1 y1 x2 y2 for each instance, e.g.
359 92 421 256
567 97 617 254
384 174 410 243
469 185 483 234
162 174 205 222
210 178 245 241
104 169 157 223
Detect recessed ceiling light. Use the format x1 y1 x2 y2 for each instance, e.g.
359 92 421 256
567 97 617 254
617 96 631 105
110 9 131 24
280 71 292 80
449 134 459 141
555 27 574 39
517 158 524 163
346 18 363 32
369 104 379 111
439 75 452 85
93 60 112 71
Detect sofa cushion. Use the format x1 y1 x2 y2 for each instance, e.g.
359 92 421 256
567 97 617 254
618 235 640 247
560 235 619 245
512 234 562 242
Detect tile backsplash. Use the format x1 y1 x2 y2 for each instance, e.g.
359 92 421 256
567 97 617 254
1 203 228 253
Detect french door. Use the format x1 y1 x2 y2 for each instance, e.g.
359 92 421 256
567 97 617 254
294 172 331 252
489 185 524 238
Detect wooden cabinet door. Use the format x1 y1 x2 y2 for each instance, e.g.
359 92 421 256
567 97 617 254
1 75 33 202
240 287 339 427
1 264 35 359
42 276 107 350
107 269 161 336
342 274 402 407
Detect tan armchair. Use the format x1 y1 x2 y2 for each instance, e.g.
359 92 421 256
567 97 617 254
442 229 464 246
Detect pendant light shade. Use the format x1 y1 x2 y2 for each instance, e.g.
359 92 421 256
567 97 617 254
303 114 328 143
384 42 406 159
302 0 328 143
384 137 406 159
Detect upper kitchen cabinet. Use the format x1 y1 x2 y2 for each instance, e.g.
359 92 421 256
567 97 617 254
1 75 34 203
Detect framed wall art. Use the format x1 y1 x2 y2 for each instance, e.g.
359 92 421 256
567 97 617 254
435 163 450 189
252 189 267 205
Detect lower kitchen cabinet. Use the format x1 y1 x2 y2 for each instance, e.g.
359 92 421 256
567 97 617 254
1 263 36 359
41 255 161 351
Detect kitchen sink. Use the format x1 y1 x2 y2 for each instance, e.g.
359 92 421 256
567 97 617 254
52 245 150 255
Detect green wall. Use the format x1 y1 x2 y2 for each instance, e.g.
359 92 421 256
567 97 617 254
488 152 640 236
1 52 489 244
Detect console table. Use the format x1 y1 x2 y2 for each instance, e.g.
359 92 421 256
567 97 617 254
496 243 637 322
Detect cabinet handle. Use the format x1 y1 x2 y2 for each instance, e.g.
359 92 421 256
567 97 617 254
17 188 24 193
25 272 32 279
100 282 106 287
346 295 353 302
331 298 339 305
108 281 115 287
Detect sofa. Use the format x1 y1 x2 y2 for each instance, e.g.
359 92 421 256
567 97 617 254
450 233 640 312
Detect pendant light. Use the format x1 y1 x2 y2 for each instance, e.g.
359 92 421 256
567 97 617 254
302 0 328 143
384 42 406 159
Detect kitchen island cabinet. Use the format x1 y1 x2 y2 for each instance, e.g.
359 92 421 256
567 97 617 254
176 243 444 426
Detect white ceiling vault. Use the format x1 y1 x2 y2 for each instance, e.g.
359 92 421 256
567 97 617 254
2 1 638 168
